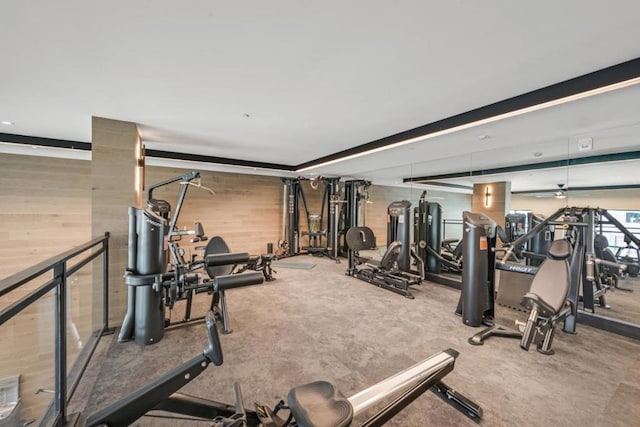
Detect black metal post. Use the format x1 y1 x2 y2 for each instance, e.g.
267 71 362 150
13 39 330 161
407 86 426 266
53 262 67 426
103 232 111 333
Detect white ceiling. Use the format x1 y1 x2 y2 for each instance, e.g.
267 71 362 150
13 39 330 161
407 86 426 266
1 1 640 193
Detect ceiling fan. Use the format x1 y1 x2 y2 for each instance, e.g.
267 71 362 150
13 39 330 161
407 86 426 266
527 183 568 199
553 183 567 199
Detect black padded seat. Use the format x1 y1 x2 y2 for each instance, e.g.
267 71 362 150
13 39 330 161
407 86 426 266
287 381 353 427
379 240 402 270
522 239 571 316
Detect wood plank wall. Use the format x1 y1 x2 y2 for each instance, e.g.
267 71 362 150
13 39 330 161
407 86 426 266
0 154 92 421
0 154 92 280
145 166 286 256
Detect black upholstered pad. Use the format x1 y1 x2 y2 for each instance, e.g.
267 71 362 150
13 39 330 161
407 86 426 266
287 381 353 427
594 235 618 264
527 244 570 313
380 240 402 270
547 239 571 260
346 226 377 251
594 234 609 252
204 236 233 277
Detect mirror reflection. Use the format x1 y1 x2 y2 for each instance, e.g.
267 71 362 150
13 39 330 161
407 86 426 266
403 127 639 334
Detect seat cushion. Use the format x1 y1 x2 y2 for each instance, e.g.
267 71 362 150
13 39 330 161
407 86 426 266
287 381 353 427
548 239 571 260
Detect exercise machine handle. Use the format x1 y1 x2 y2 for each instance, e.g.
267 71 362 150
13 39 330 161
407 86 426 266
595 257 627 273
204 312 224 366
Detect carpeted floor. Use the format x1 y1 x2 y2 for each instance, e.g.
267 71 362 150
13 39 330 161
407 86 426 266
74 256 640 426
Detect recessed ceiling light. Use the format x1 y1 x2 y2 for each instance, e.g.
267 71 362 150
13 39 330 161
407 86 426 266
1 120 14 126
533 152 543 157
478 135 490 140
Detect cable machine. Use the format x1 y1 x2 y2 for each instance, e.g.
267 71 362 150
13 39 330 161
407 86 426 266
414 191 443 274
281 177 341 260
387 200 425 278
338 179 371 256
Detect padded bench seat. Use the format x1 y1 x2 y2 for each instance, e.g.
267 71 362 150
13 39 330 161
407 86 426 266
287 381 353 427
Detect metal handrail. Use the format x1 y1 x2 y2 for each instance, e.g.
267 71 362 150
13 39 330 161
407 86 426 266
0 232 111 427
0 234 107 297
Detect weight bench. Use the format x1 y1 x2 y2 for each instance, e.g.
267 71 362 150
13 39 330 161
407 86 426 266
470 239 575 355
346 226 420 299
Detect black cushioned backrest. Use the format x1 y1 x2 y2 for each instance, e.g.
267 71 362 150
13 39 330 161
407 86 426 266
547 239 571 260
529 240 571 312
346 227 377 251
204 236 233 277
594 234 609 250
495 225 509 244
593 235 617 263
593 235 609 259
380 241 402 269
452 238 464 259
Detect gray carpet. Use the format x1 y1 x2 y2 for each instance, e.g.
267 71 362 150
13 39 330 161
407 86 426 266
74 257 640 426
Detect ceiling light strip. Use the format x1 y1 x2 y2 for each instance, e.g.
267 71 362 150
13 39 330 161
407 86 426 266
297 76 640 172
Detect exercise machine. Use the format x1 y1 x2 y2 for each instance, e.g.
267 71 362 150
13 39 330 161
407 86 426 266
203 236 276 334
338 179 371 256
281 177 341 260
455 211 497 326
387 200 425 278
594 235 632 292
85 313 482 426
525 213 555 266
504 211 554 265
616 235 640 277
346 227 421 299
118 172 265 345
468 238 576 355
413 191 463 276
464 207 629 353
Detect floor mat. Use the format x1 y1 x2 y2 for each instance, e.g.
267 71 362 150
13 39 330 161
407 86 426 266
272 261 316 269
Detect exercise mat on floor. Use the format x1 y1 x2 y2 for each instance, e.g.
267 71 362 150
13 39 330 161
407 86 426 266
272 261 316 269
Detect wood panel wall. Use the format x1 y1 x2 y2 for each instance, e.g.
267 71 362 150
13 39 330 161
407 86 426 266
0 154 92 421
145 166 286 256
0 154 92 280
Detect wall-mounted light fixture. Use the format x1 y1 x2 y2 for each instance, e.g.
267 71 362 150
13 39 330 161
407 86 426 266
134 138 145 201
484 186 491 207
